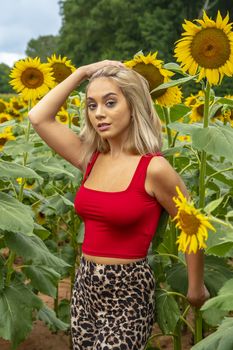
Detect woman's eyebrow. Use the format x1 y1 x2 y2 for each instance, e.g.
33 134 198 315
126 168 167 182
87 92 118 101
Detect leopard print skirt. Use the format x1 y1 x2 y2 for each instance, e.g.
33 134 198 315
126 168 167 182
71 255 155 350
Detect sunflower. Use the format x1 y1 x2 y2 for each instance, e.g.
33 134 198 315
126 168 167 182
9 57 55 100
0 128 16 151
47 54 76 85
9 96 27 111
174 11 233 85
0 99 8 113
190 101 204 122
0 113 13 124
5 106 24 122
173 186 215 254
71 115 79 127
55 108 69 124
177 135 191 142
124 52 182 107
16 177 36 190
184 91 205 107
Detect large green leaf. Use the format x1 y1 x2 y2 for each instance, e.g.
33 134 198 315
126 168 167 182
0 278 42 349
191 318 233 350
151 75 197 92
0 160 42 180
3 140 35 156
155 288 180 334
192 124 233 162
38 304 69 332
31 161 75 178
0 192 34 235
169 104 191 122
206 222 233 258
201 279 233 326
23 265 60 298
4 232 69 272
166 256 233 297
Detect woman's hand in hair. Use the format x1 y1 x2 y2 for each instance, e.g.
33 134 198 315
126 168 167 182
78 60 125 80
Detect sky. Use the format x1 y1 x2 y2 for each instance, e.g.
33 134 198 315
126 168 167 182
0 0 61 67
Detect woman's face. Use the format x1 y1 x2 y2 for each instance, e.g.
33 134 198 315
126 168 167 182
86 77 132 141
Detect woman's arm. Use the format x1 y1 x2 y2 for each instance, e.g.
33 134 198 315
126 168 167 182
149 156 209 307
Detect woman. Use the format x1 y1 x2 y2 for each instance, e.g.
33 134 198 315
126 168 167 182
28 60 209 350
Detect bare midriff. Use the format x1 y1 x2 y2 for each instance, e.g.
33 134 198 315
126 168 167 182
82 253 145 265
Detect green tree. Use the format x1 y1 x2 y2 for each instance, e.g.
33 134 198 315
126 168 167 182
25 35 60 62
0 63 14 94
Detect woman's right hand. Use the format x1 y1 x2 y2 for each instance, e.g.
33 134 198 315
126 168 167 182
78 60 125 80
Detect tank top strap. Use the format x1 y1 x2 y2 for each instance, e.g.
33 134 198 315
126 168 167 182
82 151 100 184
130 152 163 189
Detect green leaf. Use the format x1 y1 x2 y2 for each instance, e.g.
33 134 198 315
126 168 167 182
204 196 226 215
201 279 233 326
38 304 69 332
33 222 51 240
163 62 184 74
191 318 233 350
216 97 233 106
0 120 15 131
31 162 75 178
58 299 70 324
152 210 169 250
0 192 34 235
155 288 180 334
151 75 197 92
166 262 188 296
204 256 233 296
206 222 233 258
0 278 42 349
192 124 233 162
166 256 233 297
23 265 60 298
169 104 191 122
0 160 43 180
168 121 200 134
4 232 69 272
3 140 35 156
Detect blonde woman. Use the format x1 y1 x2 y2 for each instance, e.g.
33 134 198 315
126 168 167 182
29 60 209 350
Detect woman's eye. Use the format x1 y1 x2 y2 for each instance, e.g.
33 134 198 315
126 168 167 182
88 103 96 110
106 100 116 107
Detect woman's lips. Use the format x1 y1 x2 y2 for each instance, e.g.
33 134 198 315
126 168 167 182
97 123 111 131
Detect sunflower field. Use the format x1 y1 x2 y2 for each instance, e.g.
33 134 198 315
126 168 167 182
1 10 233 350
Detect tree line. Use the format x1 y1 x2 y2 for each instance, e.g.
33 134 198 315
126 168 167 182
0 0 232 94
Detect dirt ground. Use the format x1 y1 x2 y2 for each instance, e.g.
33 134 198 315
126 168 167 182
0 279 194 350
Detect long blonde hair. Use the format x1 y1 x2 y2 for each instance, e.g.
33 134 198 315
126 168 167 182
79 66 162 168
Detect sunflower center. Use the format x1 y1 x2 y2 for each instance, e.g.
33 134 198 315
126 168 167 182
59 115 68 122
196 104 204 117
72 116 79 126
52 63 73 83
0 102 6 113
21 68 44 89
179 210 200 235
0 117 8 123
132 63 167 99
191 28 231 68
0 137 7 146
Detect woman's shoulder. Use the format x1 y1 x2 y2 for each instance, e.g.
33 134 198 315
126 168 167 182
147 154 177 182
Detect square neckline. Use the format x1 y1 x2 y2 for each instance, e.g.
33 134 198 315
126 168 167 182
82 152 145 194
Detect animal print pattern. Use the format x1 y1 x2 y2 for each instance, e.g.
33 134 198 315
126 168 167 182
71 255 155 349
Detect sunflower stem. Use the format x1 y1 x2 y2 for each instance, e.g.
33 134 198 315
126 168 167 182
18 101 32 202
163 107 173 148
173 320 182 350
194 308 203 343
198 81 210 208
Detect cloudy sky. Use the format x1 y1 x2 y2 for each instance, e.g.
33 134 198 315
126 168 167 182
0 0 61 67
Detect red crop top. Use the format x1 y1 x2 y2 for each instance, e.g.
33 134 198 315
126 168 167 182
74 151 163 259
